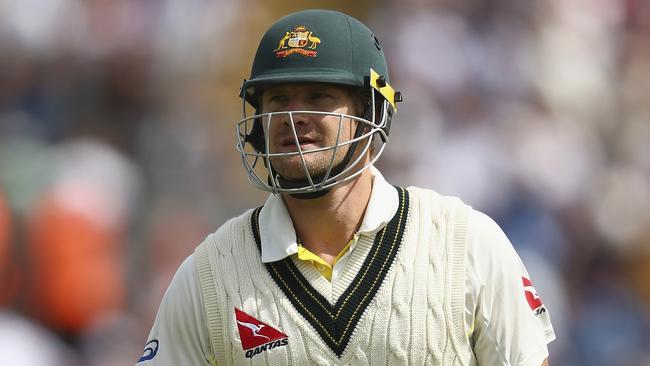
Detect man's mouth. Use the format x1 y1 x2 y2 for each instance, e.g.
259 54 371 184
281 136 318 148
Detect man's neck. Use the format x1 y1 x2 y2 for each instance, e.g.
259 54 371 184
282 170 373 265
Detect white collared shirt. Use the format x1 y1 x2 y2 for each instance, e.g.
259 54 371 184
259 166 397 281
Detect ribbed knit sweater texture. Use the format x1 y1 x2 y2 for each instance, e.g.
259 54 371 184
195 187 471 365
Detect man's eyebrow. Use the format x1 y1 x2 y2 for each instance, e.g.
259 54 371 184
263 89 287 98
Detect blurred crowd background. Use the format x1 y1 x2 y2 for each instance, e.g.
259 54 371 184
1 0 650 365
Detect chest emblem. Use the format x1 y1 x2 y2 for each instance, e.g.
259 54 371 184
235 308 289 358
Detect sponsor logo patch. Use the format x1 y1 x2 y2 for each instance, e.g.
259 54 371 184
137 339 159 363
522 276 546 315
273 25 321 58
235 308 288 358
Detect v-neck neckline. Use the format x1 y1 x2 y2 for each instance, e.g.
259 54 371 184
250 186 410 357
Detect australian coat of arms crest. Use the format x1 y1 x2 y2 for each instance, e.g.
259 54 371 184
274 26 321 58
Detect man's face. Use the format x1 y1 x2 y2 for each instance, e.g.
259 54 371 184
260 83 363 180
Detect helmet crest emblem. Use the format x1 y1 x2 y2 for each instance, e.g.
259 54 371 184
274 26 321 58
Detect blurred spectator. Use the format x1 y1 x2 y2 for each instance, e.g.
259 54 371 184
570 250 650 365
590 164 650 249
22 139 141 337
0 311 79 366
0 188 18 306
0 189 9 267
132 196 212 328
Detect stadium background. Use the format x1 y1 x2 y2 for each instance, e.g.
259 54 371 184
1 0 650 365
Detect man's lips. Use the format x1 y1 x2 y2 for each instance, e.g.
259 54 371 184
280 136 317 147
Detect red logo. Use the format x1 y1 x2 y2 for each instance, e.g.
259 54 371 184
522 277 545 314
235 308 288 358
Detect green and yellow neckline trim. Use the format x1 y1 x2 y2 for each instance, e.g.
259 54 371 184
250 186 410 357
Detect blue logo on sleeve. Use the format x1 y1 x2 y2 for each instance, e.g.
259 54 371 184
137 339 159 363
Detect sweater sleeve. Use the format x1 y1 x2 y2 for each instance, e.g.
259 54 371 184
135 255 213 366
467 211 555 366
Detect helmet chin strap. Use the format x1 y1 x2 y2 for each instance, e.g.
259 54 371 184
270 123 365 200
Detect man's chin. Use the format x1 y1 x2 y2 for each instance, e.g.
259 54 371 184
274 170 326 182
270 163 330 182
270 153 350 181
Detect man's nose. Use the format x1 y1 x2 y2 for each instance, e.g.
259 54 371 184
281 97 310 125
285 112 310 126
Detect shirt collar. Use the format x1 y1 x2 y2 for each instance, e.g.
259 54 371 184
259 166 398 263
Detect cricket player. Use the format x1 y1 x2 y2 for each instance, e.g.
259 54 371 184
137 9 555 365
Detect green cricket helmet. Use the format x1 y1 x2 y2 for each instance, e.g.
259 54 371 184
235 9 403 197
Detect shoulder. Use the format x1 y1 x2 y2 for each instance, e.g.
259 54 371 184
214 207 258 238
402 188 512 272
195 208 259 255
404 185 444 201
158 254 201 316
402 188 521 290
465 208 523 276
461 207 526 294
404 186 465 219
467 209 511 251
137 254 212 365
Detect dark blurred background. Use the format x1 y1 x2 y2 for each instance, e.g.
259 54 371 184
1 0 650 365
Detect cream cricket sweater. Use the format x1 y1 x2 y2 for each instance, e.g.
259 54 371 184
194 186 472 365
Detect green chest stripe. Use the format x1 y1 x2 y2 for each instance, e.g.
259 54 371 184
250 186 410 357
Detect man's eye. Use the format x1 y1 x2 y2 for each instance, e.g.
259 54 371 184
267 95 288 104
311 92 332 100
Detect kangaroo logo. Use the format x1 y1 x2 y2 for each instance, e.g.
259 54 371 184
234 308 289 358
274 26 321 58
236 320 270 340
